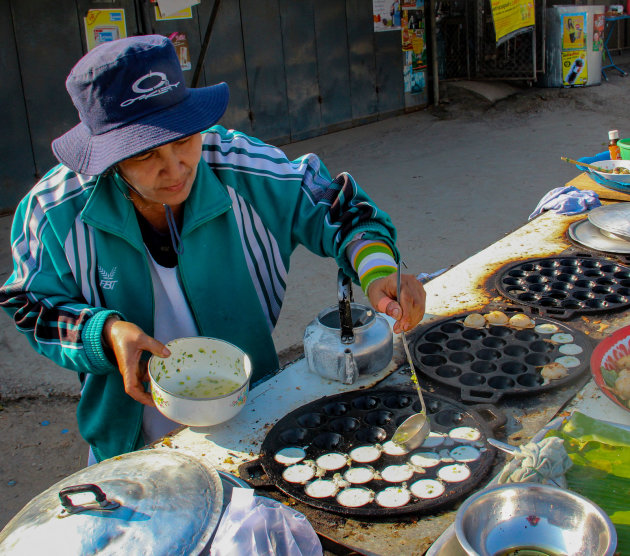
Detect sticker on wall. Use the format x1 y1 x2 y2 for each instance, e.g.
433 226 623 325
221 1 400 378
411 30 426 70
400 1 426 98
562 50 588 86
169 32 191 71
84 9 127 51
593 13 604 51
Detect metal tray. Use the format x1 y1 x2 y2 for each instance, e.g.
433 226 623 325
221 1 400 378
240 389 504 517
568 220 630 258
410 311 592 404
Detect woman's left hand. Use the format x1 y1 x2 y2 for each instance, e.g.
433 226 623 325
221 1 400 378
367 273 426 334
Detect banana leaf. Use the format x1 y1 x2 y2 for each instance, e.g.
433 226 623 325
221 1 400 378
545 411 630 554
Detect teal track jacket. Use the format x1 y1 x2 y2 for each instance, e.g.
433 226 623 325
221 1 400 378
1 126 398 461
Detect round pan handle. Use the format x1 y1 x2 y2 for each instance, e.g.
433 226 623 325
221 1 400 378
237 459 275 489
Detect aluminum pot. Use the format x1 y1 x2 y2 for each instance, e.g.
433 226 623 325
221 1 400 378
303 270 393 384
148 336 252 427
0 449 224 555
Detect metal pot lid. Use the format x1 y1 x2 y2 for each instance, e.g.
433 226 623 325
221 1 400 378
588 204 630 241
0 449 223 556
568 219 630 254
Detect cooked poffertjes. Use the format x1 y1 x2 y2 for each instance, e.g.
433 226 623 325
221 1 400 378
559 343 583 356
614 355 630 370
463 313 486 328
305 479 339 498
534 323 559 334
336 487 374 508
555 355 580 368
541 362 569 381
410 479 445 499
508 313 535 329
484 310 509 325
375 486 411 508
615 374 630 400
316 452 347 471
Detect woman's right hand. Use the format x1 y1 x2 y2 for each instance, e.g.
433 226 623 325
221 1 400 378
102 316 171 406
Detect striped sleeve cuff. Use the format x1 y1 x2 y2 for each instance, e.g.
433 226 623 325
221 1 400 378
347 239 397 295
81 309 125 374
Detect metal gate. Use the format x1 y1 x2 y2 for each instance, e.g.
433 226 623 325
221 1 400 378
436 0 545 81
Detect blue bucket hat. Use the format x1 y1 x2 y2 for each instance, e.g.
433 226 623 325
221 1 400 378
52 35 229 176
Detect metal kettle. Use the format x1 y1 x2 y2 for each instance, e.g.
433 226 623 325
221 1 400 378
303 269 393 384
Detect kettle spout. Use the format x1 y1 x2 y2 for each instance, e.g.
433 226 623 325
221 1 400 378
342 348 358 384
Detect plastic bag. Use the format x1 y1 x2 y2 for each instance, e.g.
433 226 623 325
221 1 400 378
211 488 323 556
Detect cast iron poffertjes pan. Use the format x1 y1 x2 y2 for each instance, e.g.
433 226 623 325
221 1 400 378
239 389 504 517
495 255 630 319
410 311 592 404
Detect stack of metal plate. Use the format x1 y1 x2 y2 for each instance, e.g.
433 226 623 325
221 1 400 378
569 204 630 254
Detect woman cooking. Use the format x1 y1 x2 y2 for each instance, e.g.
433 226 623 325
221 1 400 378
0 35 426 463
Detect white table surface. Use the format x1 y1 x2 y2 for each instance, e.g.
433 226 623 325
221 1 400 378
161 208 630 555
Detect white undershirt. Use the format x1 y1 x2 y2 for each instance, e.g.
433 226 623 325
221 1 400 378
88 252 198 465
143 251 199 442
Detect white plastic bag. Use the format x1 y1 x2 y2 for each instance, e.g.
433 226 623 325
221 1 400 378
211 488 323 556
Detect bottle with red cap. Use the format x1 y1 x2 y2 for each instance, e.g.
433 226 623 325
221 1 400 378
609 130 622 160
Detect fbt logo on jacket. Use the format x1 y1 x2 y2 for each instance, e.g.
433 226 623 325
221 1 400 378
99 266 118 290
120 71 180 107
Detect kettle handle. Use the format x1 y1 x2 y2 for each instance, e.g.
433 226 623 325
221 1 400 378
338 269 354 344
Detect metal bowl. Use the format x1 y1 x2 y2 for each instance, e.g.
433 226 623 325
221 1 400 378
455 483 617 556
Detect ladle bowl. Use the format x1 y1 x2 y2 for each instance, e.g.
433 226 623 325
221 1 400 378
392 412 431 451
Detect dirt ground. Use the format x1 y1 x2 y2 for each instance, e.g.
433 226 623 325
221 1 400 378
0 397 86 528
2 59 630 532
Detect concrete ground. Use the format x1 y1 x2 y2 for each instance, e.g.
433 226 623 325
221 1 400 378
2 54 630 530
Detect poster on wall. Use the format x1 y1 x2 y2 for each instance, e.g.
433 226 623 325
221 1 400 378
490 0 535 45
562 13 586 50
156 0 199 18
401 0 426 94
155 6 193 20
562 50 588 86
84 9 127 51
373 0 402 31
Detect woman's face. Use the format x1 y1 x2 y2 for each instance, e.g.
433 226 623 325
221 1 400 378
117 133 203 208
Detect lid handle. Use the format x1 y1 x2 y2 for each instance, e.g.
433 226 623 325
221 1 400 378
58 484 120 515
338 269 354 344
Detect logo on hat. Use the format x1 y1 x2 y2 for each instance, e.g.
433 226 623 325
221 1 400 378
120 71 180 107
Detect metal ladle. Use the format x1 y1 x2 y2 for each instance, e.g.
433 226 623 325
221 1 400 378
391 264 430 451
